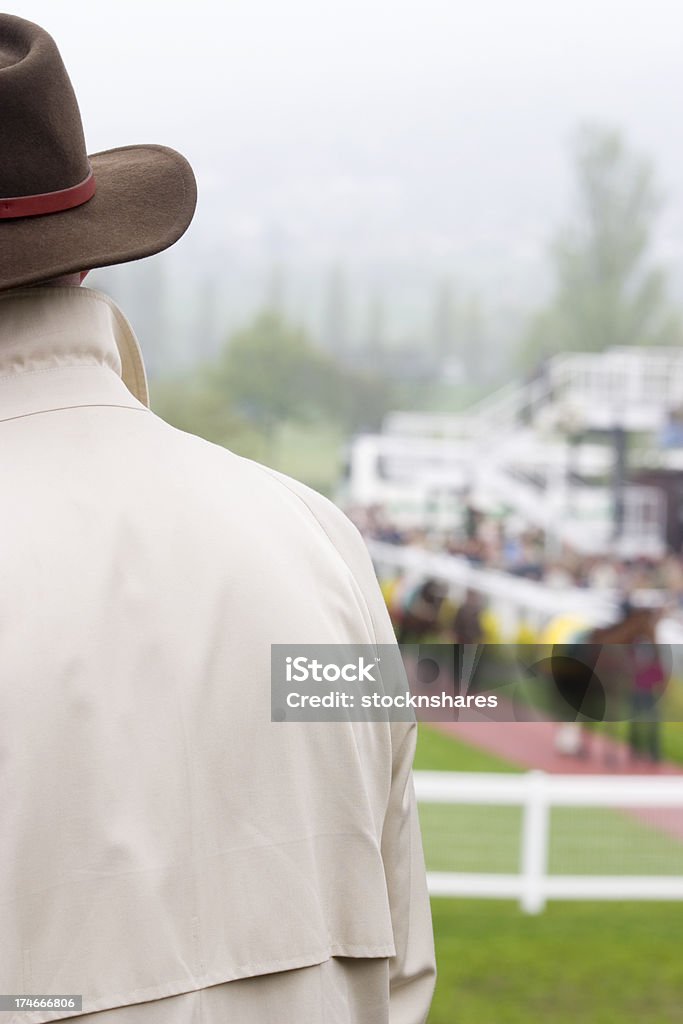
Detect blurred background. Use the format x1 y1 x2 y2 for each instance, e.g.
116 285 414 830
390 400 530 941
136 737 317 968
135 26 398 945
21 1 683 1020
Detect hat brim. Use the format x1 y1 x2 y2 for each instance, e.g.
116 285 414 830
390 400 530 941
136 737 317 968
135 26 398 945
0 144 197 291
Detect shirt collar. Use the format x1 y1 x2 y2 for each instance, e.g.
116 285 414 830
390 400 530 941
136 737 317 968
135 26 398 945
0 285 149 423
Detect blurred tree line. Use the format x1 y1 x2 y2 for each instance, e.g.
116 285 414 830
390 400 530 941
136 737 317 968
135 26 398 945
152 310 395 487
153 123 682 490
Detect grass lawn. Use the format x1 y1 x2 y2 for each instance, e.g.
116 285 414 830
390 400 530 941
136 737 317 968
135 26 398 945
429 898 683 1024
414 723 522 774
415 725 683 1023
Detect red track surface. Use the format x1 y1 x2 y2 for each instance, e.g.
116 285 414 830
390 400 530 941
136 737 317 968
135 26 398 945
432 718 683 776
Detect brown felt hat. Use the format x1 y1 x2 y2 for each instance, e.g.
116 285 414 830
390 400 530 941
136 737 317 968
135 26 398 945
0 15 197 291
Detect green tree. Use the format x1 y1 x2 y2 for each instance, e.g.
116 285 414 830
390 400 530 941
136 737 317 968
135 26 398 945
153 309 397 477
216 310 396 436
524 124 680 362
216 311 333 444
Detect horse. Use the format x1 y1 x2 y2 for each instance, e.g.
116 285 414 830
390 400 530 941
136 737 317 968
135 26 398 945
551 605 663 763
393 577 448 645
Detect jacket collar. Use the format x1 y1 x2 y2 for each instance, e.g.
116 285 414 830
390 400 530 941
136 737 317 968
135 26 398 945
0 285 149 424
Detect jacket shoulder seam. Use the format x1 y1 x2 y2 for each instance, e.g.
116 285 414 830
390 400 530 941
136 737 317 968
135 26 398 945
248 462 381 647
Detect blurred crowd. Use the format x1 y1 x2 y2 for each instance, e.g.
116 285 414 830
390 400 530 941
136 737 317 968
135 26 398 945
346 503 671 766
347 502 683 601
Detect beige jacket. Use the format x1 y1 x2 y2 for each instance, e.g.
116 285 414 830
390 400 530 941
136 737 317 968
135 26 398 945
0 287 435 1024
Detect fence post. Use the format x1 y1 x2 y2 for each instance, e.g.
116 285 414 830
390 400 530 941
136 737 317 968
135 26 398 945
520 770 549 914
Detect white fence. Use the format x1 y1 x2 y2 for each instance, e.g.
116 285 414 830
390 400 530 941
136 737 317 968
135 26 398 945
414 770 683 914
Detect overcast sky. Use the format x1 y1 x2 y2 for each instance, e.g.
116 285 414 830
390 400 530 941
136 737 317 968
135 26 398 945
12 0 683 340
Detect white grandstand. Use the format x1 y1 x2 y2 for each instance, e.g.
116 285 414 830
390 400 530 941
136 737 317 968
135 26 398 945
345 347 683 559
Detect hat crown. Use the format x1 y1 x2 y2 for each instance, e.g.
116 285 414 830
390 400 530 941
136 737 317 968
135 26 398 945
0 15 90 199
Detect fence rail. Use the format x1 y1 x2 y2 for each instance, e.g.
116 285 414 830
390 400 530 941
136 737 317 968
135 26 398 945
414 769 683 913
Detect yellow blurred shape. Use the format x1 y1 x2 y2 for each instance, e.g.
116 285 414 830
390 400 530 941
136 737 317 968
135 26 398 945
515 620 538 645
540 613 589 645
481 608 502 643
